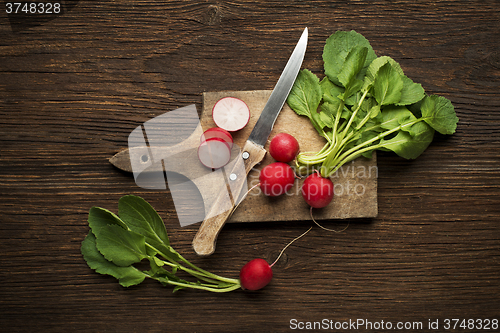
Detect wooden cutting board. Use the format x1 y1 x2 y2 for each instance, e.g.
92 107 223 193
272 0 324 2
201 90 378 222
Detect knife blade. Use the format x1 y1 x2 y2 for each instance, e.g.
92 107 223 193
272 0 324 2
192 28 308 256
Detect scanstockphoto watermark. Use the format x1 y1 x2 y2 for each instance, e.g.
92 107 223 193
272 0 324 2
289 318 499 331
290 318 423 331
247 162 378 198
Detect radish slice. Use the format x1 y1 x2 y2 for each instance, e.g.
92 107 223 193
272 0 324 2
200 127 233 148
212 97 250 132
198 137 231 169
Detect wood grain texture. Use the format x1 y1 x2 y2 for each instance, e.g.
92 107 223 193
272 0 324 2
1 1 499 332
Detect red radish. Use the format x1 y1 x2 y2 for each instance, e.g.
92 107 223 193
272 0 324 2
212 97 250 132
269 133 300 163
200 127 233 148
259 162 295 197
238 227 313 291
239 258 273 291
197 137 231 169
301 172 334 208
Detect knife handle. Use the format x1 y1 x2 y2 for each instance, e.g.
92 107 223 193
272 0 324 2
192 140 267 256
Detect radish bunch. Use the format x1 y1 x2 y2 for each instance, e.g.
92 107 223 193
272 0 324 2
259 132 335 207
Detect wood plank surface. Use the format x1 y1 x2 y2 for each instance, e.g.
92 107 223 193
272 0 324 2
1 1 499 332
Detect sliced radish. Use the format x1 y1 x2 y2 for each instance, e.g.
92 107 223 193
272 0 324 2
198 137 231 169
200 127 233 148
212 97 250 132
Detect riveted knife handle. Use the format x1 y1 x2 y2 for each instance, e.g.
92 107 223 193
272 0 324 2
192 140 267 256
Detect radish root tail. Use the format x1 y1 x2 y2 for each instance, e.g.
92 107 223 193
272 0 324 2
310 206 350 233
270 226 312 268
268 207 350 268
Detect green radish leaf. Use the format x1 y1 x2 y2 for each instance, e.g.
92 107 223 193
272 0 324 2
320 101 340 119
172 286 187 293
152 256 165 267
118 195 181 264
81 232 146 287
95 224 148 267
312 107 334 129
321 101 347 131
360 124 383 143
379 105 416 133
287 69 325 136
354 118 382 149
357 97 379 121
287 69 322 119
323 30 377 86
341 108 353 121
341 78 364 102
147 256 190 292
319 111 334 128
360 150 375 159
360 96 377 113
372 62 404 106
365 56 424 106
379 121 435 159
421 95 459 134
369 104 381 119
364 56 404 89
88 206 128 238
407 99 424 118
338 46 368 88
118 195 170 246
396 76 425 106
322 100 352 121
310 108 326 129
320 77 344 104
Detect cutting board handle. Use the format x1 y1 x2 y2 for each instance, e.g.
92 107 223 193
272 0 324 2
192 140 266 256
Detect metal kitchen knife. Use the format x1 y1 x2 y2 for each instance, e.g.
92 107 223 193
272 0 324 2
192 28 308 256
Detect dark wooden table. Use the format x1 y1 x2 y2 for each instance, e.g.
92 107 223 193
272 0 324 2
1 1 499 332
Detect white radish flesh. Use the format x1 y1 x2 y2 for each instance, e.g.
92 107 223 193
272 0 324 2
198 137 231 169
212 97 250 132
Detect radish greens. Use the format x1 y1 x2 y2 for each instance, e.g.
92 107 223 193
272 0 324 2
81 195 240 292
287 30 459 177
